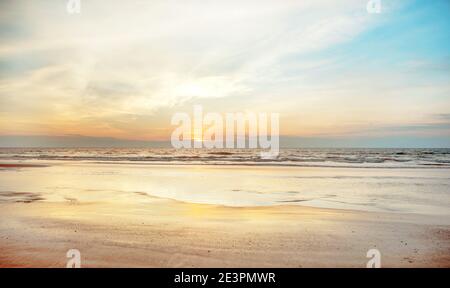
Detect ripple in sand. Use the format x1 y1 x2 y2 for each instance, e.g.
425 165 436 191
0 191 45 203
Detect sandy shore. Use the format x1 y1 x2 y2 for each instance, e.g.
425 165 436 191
0 163 48 168
0 197 449 267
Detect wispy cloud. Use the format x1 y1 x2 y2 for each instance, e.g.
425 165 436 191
0 0 449 145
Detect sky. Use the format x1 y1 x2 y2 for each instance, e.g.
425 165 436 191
0 0 449 147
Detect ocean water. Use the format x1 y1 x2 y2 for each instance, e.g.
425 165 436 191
0 148 449 217
1 148 450 168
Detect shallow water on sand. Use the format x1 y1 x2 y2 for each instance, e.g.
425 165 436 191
0 161 449 217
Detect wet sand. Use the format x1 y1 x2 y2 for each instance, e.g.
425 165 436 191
0 198 449 267
0 163 48 168
0 162 449 267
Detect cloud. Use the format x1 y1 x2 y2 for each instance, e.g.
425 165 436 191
1 0 449 145
0 0 379 139
0 134 169 148
434 113 450 121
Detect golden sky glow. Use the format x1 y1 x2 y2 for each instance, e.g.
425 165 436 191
0 0 449 146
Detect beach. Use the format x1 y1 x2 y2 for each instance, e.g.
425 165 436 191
1 0 449 271
0 196 449 267
0 158 449 267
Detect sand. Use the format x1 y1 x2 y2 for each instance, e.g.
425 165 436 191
0 163 48 168
0 197 449 267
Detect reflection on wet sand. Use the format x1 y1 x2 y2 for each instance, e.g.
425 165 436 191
0 161 449 267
